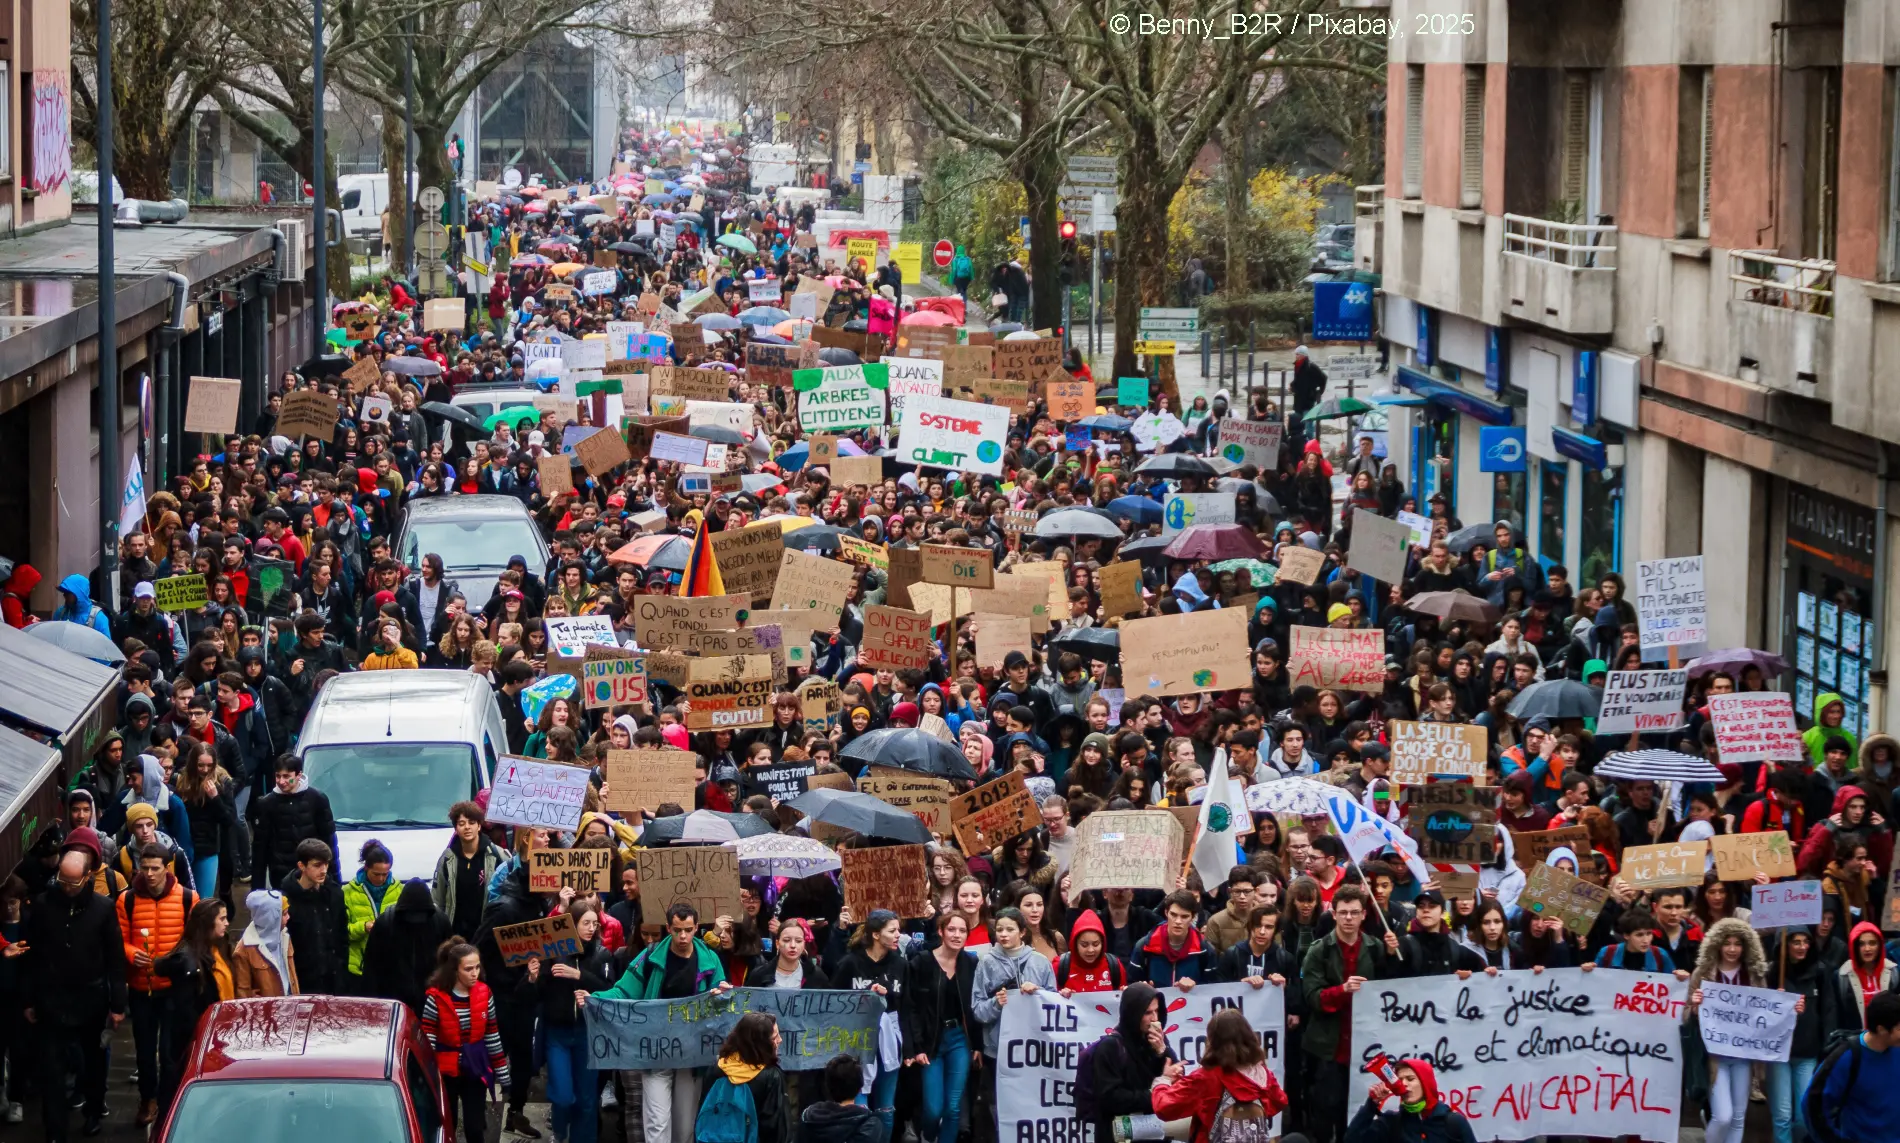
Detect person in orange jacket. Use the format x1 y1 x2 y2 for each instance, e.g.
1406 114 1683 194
117 842 197 1126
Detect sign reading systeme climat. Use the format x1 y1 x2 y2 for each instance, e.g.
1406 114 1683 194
1480 425 1527 472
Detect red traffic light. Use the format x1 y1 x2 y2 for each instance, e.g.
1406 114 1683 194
1059 220 1078 240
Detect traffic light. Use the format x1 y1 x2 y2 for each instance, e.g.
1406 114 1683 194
1059 219 1078 240
1059 219 1078 285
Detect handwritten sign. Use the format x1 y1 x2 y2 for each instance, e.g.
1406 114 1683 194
275 390 339 440
1119 607 1250 695
840 844 932 919
859 605 936 672
184 376 242 435
1404 783 1496 864
1750 879 1824 929
1697 982 1796 1063
1346 509 1413 584
494 914 580 967
1711 830 1797 881
582 654 648 710
744 342 813 388
1621 840 1710 889
942 345 992 392
1288 626 1385 692
885 358 943 423
829 455 885 487
1215 419 1283 470
858 766 952 833
1709 693 1805 764
631 593 749 652
573 425 632 475
529 846 612 894
950 772 1040 854
603 748 699 814
1597 670 1689 735
972 613 1033 667
1520 861 1611 935
897 394 1011 476
1098 560 1145 617
684 655 774 730
922 543 994 589
1510 825 1593 871
584 988 885 1073
634 845 742 923
992 337 1062 382
1069 811 1183 893
1046 379 1091 422
709 521 786 600
795 364 889 433
749 762 815 803
153 574 207 612
489 758 591 832
1277 545 1325 586
768 550 856 630
1386 721 1488 782
1635 555 1707 661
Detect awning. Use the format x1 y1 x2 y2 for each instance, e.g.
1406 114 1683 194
1396 366 1515 426
0 722 60 877
1552 426 1611 470
0 622 120 744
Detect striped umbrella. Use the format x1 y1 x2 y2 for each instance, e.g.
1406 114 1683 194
1595 749 1724 784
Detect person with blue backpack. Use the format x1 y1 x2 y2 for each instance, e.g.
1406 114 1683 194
695 1012 792 1143
1808 989 1900 1143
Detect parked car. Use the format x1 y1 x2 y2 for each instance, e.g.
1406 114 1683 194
158 996 443 1143
395 493 551 611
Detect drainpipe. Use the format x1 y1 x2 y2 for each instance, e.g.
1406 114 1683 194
154 272 188 483
1875 447 1890 724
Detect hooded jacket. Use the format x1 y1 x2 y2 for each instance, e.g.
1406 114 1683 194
1834 920 1900 1030
1152 1051 1290 1143
1 562 39 627
1054 911 1127 993
1344 1058 1477 1143
969 940 1057 1056
342 869 399 976
1798 784 1894 879
24 877 129 1025
798 1099 882 1143
53 573 113 637
1129 920 1218 988
281 867 349 993
1778 927 1838 1060
362 879 454 1015
715 1052 792 1143
1851 732 1900 821
1803 690 1858 768
1086 983 1177 1141
1684 918 1769 1062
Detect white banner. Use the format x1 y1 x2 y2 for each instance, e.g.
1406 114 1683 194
1696 982 1796 1063
1349 969 1686 1142
997 983 1285 1143
1635 555 1707 662
1161 492 1236 536
884 357 943 424
1596 670 1688 735
898 394 1010 476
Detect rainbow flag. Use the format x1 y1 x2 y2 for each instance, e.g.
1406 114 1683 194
678 524 725 597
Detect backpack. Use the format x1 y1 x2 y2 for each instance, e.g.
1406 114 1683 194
695 1075 759 1143
1206 1088 1275 1143
1805 1034 1863 1143
1073 1034 1106 1124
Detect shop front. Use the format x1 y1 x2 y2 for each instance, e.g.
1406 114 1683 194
1782 484 1878 738
1395 365 1515 523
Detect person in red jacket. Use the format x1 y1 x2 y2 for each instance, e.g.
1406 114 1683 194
1151 1008 1290 1143
1055 911 1126 994
1 562 39 627
1741 767 1808 842
1798 784 1893 879
423 940 511 1143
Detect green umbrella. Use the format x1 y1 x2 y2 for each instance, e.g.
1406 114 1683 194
325 326 351 347
1208 558 1277 586
1301 396 1374 422
484 407 540 432
716 233 757 255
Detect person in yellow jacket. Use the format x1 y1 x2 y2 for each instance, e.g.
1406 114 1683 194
363 619 420 669
342 840 398 989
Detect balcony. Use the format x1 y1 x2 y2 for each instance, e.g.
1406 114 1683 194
1726 250 1834 397
1499 214 1617 335
1354 184 1383 274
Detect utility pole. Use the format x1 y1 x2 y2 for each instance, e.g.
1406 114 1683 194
403 14 416 284
312 0 328 353
96 0 120 600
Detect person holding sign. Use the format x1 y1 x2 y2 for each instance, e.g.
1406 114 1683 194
971 908 1058 1137
527 899 615 1143
1687 920 1794 1143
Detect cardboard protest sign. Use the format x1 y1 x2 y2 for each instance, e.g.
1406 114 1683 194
624 415 691 456
841 845 932 919
1386 721 1488 782
859 605 936 671
1635 555 1707 662
687 625 786 685
991 337 1063 381
423 297 466 331
708 521 786 600
341 355 382 389
1711 831 1798 881
886 547 923 613
749 762 815 803
1098 560 1146 617
341 310 380 341
581 654 648 710
275 390 339 440
1620 840 1710 889
828 455 885 487
942 345 993 392
634 845 742 923
648 366 734 403
1277 545 1326 586
1405 783 1496 863
745 342 814 388
1046 379 1092 422
630 593 749 652
922 543 994 589
489 758 591 831
529 846 613 894
1120 608 1251 696
494 914 581 967
1709 693 1805 763
967 377 1030 415
1288 627 1384 691
858 767 953 833
795 364 888 432
1006 560 1070 619
602 748 699 814
885 358 943 423
1346 509 1413 584
1520 861 1611 935
684 655 774 730
153 574 207 612
184 376 242 435
572 425 632 475
1069 811 1184 893
1750 879 1824 929
807 434 838 465
768 550 855 630
1510 825 1593 870
836 537 888 572
537 454 574 497
1350 970 1688 1140
1597 670 1689 735
1215 419 1283 469
898 395 1011 476
973 613 1033 666
950 772 1040 854
967 573 1051 622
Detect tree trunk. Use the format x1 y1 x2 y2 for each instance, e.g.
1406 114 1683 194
414 121 454 208
117 96 183 201
380 107 412 280
1111 167 1181 408
1221 107 1250 295
1019 146 1064 333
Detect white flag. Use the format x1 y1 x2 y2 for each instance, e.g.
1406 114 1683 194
119 454 147 539
1192 757 1242 891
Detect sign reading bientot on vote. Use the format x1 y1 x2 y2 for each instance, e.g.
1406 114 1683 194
585 987 885 1072
1350 969 1687 1141
1635 555 1707 662
898 394 1011 477
794 363 888 433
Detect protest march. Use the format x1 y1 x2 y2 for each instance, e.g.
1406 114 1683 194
9 125 1900 1143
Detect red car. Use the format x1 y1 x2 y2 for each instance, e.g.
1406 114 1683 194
158 996 445 1143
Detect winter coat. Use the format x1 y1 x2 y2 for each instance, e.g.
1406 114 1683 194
1832 921 1900 1031
1797 784 1894 879
52 573 113 637
233 937 298 997
1398 928 1487 978
1087 984 1177 1143
363 880 455 1015
899 946 976 1058
1152 1063 1290 1143
1804 691 1858 768
1684 918 1769 1064
1851 733 1900 821
23 882 128 1026
342 870 400 976
116 874 197 993
1300 928 1400 1060
178 783 237 877
713 1054 792 1143
798 1100 882 1143
280 869 349 993
970 942 1057 1056
1777 929 1837 1059
474 863 546 1000
592 935 727 1001
1129 922 1218 988
432 837 508 924
534 935 615 1026
249 783 338 886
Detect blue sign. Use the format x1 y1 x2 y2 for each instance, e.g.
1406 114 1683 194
1311 281 1373 341
1396 366 1514 425
1485 327 1506 394
1065 424 1091 452
1415 305 1436 366
1552 426 1609 471
1479 426 1528 472
1573 349 1598 426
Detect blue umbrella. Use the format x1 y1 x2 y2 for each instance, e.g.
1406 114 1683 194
1079 414 1133 432
738 306 790 325
696 313 742 330
1106 496 1163 525
26 621 126 665
749 332 790 345
642 194 671 205
776 441 810 471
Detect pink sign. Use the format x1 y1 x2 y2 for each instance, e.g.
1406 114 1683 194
30 70 70 195
1708 692 1805 764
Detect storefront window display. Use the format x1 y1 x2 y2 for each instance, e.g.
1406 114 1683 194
1784 486 1876 737
1538 462 1567 569
1578 453 1624 585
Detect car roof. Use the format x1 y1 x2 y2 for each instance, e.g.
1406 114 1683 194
187 997 404 1081
401 493 537 523
300 670 496 749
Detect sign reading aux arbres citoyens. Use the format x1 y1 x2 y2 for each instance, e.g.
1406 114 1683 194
794 364 888 433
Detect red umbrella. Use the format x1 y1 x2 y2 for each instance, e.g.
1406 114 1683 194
899 309 956 326
1162 524 1269 562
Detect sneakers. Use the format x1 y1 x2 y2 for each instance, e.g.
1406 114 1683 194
82 1113 103 1137
507 1109 543 1139
601 1085 618 1110
4 1102 23 1124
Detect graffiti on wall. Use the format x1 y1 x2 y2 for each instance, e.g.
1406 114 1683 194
31 70 70 194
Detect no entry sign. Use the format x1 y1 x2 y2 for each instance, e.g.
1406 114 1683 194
933 239 954 268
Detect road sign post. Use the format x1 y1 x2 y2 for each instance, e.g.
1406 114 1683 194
933 239 954 270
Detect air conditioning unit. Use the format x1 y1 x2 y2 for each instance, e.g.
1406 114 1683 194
276 218 307 280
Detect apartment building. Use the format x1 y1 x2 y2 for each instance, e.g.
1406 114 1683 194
1363 0 1899 734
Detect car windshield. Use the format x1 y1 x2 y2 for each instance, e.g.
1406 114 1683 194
402 517 541 569
167 1080 406 1143
302 743 478 827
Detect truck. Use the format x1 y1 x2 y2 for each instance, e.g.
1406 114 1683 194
748 143 799 192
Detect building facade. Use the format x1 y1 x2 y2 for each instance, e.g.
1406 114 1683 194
1366 0 1900 735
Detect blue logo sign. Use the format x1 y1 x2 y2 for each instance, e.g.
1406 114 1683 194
1311 282 1373 341
1573 349 1598 426
1485 327 1506 394
1479 426 1527 473
1415 305 1436 366
1164 498 1195 530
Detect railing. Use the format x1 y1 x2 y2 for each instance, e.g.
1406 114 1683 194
1728 250 1835 317
1354 184 1384 214
1503 214 1618 269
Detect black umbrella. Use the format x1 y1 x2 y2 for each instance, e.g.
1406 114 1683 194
1506 679 1602 721
783 789 932 843
817 348 861 366
383 356 443 377
609 241 642 254
1048 626 1119 662
1116 534 1175 562
299 353 351 378
842 318 869 332
419 402 486 432
641 810 775 845
781 523 857 555
1446 523 1494 555
1134 454 1217 479
839 728 978 781
690 424 749 445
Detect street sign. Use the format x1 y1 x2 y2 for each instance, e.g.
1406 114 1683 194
933 239 954 269
1327 353 1380 380
1133 340 1177 357
1064 155 1117 188
1138 307 1199 340
415 222 450 258
417 186 445 213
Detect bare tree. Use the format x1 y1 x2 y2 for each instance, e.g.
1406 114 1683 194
71 0 230 199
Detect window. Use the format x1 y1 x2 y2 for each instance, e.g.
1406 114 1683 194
1538 461 1568 568
1676 67 1712 238
1460 67 1485 208
1803 67 1841 261
1403 65 1424 199
1557 72 1592 216
0 62 11 179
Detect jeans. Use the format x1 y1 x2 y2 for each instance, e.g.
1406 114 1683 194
857 1056 900 1143
917 1025 970 1143
639 1068 699 1143
1707 1057 1752 1143
546 1023 599 1143
128 990 178 1102
1767 1056 1819 1143
192 854 219 899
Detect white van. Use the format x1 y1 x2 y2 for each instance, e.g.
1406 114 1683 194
296 671 505 880
337 172 421 253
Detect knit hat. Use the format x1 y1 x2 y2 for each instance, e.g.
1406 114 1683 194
125 802 159 827
1326 602 1352 624
61 825 104 866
